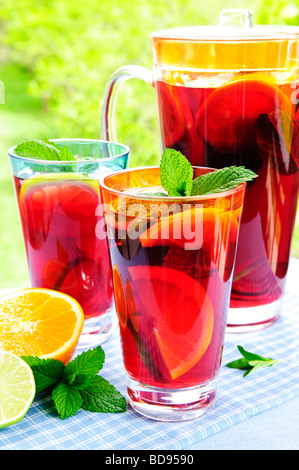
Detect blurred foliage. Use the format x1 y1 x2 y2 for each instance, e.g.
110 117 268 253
0 0 299 288
1 0 299 166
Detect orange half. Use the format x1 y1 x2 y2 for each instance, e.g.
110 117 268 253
0 288 84 364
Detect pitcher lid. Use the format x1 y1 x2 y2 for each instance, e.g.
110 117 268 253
152 9 299 40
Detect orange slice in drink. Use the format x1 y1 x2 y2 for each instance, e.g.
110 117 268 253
139 206 239 254
156 81 186 147
20 174 99 241
196 74 293 151
112 265 127 328
113 266 139 330
139 207 204 249
0 288 84 365
42 260 77 296
128 266 214 380
125 280 139 331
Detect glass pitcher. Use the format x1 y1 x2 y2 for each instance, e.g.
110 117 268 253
101 9 299 332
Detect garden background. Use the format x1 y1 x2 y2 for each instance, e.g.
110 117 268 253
0 0 299 288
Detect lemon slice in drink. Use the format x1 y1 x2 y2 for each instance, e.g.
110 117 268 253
19 172 99 204
0 350 35 428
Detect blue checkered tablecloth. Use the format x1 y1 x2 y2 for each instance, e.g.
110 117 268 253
0 259 298 450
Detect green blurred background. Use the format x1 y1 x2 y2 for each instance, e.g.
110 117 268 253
1 0 299 288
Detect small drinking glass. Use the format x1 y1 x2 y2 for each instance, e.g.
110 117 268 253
8 139 130 349
100 166 245 421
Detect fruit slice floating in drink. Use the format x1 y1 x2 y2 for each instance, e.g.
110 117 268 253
113 265 127 329
139 206 239 250
156 79 206 164
196 74 293 151
15 174 113 319
156 76 187 148
128 266 214 381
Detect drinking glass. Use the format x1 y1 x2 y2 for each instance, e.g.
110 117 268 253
100 166 245 421
8 139 129 348
101 10 299 332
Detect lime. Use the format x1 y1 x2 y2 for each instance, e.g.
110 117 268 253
0 350 36 428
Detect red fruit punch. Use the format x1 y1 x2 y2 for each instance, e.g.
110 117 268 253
15 176 113 320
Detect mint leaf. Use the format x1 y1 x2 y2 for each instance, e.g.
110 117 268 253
52 382 83 419
23 346 126 418
158 149 257 197
14 140 61 160
21 356 64 394
81 375 127 413
14 139 76 161
59 145 77 161
243 359 279 377
64 346 105 386
226 345 279 377
68 375 92 391
225 357 251 371
160 148 193 197
191 166 257 196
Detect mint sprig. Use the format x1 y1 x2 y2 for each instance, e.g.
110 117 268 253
191 166 257 196
226 345 280 377
22 346 126 419
14 139 76 161
159 148 257 197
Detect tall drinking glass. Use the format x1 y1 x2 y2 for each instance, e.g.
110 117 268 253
101 10 299 332
8 139 129 348
100 166 245 421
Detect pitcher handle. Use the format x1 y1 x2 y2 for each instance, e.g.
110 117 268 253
101 65 153 142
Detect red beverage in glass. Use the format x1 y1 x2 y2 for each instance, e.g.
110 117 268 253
8 139 129 348
14 175 113 319
101 167 245 420
155 75 299 328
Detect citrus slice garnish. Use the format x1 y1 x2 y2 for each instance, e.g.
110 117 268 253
0 288 84 365
42 260 79 298
20 174 99 219
125 280 139 331
112 267 140 331
196 74 293 151
157 81 186 147
19 173 100 249
139 206 239 254
0 349 35 428
139 207 204 249
128 266 214 380
113 266 127 328
20 172 98 196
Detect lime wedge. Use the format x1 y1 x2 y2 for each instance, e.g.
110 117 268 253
0 350 35 428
